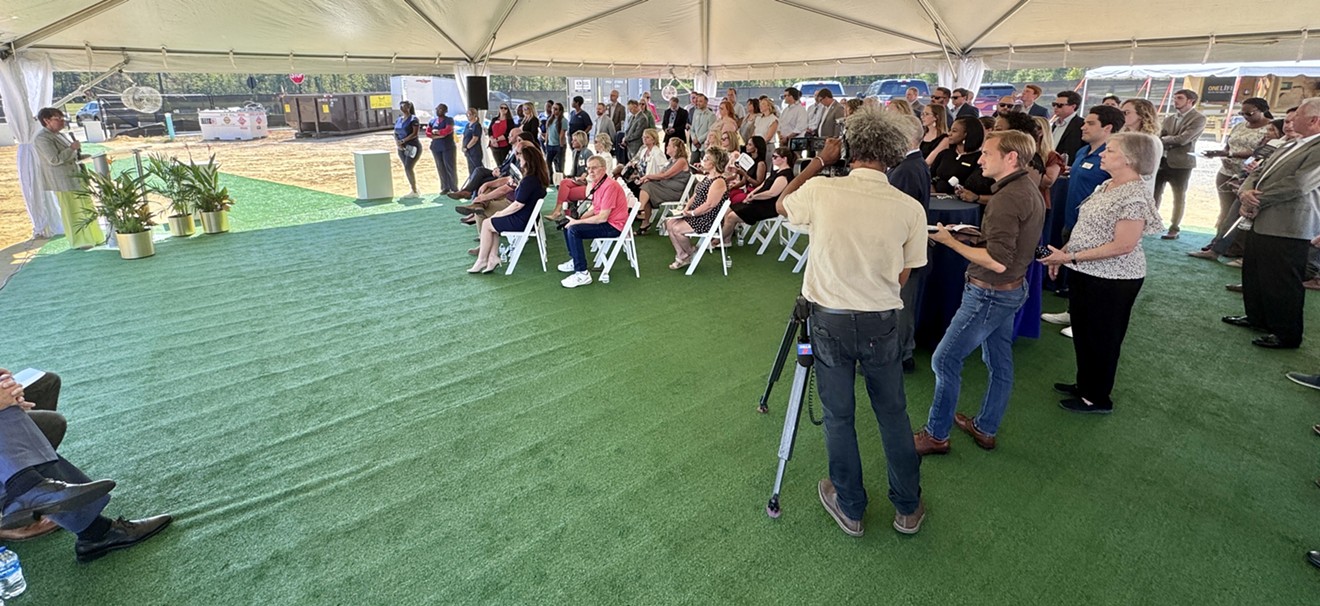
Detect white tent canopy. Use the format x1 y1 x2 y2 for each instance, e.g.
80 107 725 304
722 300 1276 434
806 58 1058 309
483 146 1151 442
1 0 1316 80
1086 61 1320 81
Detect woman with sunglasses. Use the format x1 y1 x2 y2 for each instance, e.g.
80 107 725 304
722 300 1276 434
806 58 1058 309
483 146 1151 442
720 146 794 247
1194 97 1274 255
488 104 514 166
394 100 422 197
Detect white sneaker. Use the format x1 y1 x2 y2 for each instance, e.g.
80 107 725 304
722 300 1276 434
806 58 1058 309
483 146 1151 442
1042 312 1071 325
561 271 592 288
1061 326 1073 338
557 260 576 273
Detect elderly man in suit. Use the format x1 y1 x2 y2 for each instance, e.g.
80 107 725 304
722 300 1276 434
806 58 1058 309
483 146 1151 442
33 107 104 249
0 372 172 562
1155 89 1207 239
1223 97 1320 349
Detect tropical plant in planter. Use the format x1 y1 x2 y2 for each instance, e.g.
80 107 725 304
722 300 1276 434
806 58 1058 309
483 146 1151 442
76 169 156 260
146 154 196 237
181 154 234 234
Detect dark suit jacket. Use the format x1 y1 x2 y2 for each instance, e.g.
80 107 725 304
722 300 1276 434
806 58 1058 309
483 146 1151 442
816 102 845 138
955 103 980 121
888 151 931 209
1053 115 1084 162
662 107 689 142
607 102 626 130
1026 103 1049 118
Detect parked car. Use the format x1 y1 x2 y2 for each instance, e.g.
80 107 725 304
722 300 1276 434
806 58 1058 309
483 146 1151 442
488 90 530 111
974 83 1018 116
792 81 846 107
863 79 930 105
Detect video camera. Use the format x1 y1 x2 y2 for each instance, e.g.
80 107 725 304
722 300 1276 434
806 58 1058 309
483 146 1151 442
788 136 850 177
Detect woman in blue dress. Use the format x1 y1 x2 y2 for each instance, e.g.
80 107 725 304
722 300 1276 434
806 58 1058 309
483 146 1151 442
394 100 422 197
468 145 551 274
462 106 485 180
427 103 458 194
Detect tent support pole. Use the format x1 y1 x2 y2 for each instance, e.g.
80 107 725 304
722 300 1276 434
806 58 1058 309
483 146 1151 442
3 0 130 58
52 59 129 107
961 0 1033 53
400 0 473 63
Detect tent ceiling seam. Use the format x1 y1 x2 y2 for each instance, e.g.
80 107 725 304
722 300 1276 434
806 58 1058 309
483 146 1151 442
400 0 473 63
773 0 942 49
491 0 650 56
6 0 131 58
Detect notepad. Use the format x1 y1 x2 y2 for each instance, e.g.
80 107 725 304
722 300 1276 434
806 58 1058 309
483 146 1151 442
13 368 44 389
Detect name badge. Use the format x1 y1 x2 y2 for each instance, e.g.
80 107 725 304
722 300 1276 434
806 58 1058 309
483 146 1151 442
1081 162 1094 169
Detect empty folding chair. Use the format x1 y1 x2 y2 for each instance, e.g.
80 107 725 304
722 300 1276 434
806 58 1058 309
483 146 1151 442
499 197 548 275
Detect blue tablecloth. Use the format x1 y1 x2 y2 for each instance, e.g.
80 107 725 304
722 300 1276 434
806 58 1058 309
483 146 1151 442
915 196 1043 348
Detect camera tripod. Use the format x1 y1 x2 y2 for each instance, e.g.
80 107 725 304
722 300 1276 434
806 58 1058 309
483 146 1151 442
761 296 821 518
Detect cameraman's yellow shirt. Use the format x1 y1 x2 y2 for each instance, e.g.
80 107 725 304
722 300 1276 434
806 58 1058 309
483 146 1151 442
782 168 927 312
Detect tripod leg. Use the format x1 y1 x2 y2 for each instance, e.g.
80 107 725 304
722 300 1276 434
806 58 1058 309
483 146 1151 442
766 362 811 518
757 318 798 414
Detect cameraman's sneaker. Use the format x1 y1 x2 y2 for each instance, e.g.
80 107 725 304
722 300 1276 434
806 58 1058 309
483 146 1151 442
561 272 592 288
818 479 863 537
1042 312 1071 325
557 260 576 273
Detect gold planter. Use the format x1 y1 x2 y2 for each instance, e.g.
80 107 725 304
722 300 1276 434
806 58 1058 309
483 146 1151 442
115 231 155 260
167 214 196 237
200 211 230 234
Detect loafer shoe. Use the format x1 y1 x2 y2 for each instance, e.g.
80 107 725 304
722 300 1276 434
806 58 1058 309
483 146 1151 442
1253 334 1301 349
1 479 116 530
893 499 926 535
1059 397 1112 415
1287 372 1320 391
954 413 996 450
0 518 60 541
1187 249 1218 260
1221 315 1258 329
1308 550 1320 569
75 514 173 563
1053 383 1079 396
818 479 863 537
913 429 950 456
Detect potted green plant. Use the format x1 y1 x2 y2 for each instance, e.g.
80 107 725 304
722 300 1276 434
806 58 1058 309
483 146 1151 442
181 154 234 234
76 169 156 260
146 154 196 237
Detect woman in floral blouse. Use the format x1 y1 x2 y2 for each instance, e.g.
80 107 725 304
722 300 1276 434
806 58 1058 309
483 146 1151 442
1040 132 1164 415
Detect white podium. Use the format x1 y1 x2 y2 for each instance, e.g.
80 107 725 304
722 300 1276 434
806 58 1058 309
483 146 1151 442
354 150 394 200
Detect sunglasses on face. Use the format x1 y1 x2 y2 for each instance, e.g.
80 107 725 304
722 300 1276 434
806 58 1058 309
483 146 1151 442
1052 102 1068 108
932 95 947 100
998 103 1013 108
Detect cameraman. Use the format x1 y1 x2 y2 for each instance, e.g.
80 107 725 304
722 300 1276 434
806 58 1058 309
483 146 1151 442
775 107 928 537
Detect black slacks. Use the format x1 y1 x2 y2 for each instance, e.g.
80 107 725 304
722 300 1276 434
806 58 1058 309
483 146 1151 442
1070 271 1144 407
1242 231 1309 345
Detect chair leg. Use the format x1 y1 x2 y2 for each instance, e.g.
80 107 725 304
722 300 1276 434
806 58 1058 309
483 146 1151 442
793 246 809 273
536 223 547 272
504 235 525 275
778 230 802 262
756 219 781 255
686 235 710 276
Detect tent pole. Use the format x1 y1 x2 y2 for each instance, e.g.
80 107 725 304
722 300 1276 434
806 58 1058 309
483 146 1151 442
961 0 1033 53
4 0 130 57
52 59 129 107
400 0 473 63
1223 75 1242 141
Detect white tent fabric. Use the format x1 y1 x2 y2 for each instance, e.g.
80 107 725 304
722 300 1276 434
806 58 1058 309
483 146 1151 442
0 51 61 238
1 1 1315 79
1086 61 1320 80
937 57 986 97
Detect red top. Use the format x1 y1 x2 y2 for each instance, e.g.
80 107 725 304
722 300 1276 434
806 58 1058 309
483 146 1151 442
489 118 510 148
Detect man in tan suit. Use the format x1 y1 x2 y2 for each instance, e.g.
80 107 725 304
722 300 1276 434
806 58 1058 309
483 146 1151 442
1154 89 1207 239
807 89 845 138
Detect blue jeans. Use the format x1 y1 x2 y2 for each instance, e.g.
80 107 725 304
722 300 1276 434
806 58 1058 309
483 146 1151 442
925 281 1029 441
545 145 564 173
810 308 921 520
564 223 621 272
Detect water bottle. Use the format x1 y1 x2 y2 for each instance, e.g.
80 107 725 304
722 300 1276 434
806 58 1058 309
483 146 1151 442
0 547 27 598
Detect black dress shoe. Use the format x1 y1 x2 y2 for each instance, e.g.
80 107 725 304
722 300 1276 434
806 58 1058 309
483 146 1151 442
1253 334 1302 349
1308 550 1320 569
1053 383 1079 396
75 514 173 563
1221 315 1257 328
1058 397 1112 414
902 358 916 374
1 479 116 530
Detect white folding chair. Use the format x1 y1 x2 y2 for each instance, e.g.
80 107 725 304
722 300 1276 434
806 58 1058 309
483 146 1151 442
499 197 548 275
683 198 734 276
655 174 702 236
777 224 809 273
747 216 786 255
590 200 642 283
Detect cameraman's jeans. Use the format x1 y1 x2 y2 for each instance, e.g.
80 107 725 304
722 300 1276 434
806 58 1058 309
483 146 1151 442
810 308 921 520
925 281 1028 441
564 223 621 272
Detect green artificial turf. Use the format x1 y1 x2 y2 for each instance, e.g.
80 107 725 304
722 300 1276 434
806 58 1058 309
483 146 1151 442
1 169 1318 605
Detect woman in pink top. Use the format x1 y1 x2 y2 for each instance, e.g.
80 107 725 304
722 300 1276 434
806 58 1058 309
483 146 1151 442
558 155 631 288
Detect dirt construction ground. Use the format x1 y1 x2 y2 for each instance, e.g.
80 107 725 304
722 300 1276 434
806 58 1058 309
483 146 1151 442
1 128 1228 254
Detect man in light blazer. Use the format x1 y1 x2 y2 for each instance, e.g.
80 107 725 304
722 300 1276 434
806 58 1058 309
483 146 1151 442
622 100 653 158
606 89 626 131
1223 98 1320 349
808 88 846 138
1155 89 1207 239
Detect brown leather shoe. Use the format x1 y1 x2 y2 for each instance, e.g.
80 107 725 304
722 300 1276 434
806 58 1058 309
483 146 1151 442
893 499 926 535
817 479 863 537
913 429 950 456
954 413 996 450
1305 278 1320 291
0 517 59 541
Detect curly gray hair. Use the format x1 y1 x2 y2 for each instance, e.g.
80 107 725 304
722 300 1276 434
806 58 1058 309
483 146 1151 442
843 107 911 168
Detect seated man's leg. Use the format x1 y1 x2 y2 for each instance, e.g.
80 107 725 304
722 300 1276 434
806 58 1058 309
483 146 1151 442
475 199 512 232
27 411 67 450
22 371 60 412
34 456 173 563
565 223 621 272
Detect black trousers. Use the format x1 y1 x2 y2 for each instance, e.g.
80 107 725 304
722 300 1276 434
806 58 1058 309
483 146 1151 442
20 372 65 450
1154 164 1193 230
1242 231 1309 345
1070 271 1144 407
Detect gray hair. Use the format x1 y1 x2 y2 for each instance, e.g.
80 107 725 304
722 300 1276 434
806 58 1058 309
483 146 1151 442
1110 132 1161 176
843 107 910 167
898 114 923 148
1299 97 1320 119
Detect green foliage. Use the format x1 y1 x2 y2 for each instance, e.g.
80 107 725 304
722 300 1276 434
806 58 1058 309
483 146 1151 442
179 154 235 213
76 169 154 234
145 154 196 217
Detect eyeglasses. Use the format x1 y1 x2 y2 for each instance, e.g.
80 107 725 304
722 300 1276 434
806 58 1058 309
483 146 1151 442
931 95 948 101
500 105 509 109
998 103 1013 108
951 96 963 101
1052 102 1068 108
